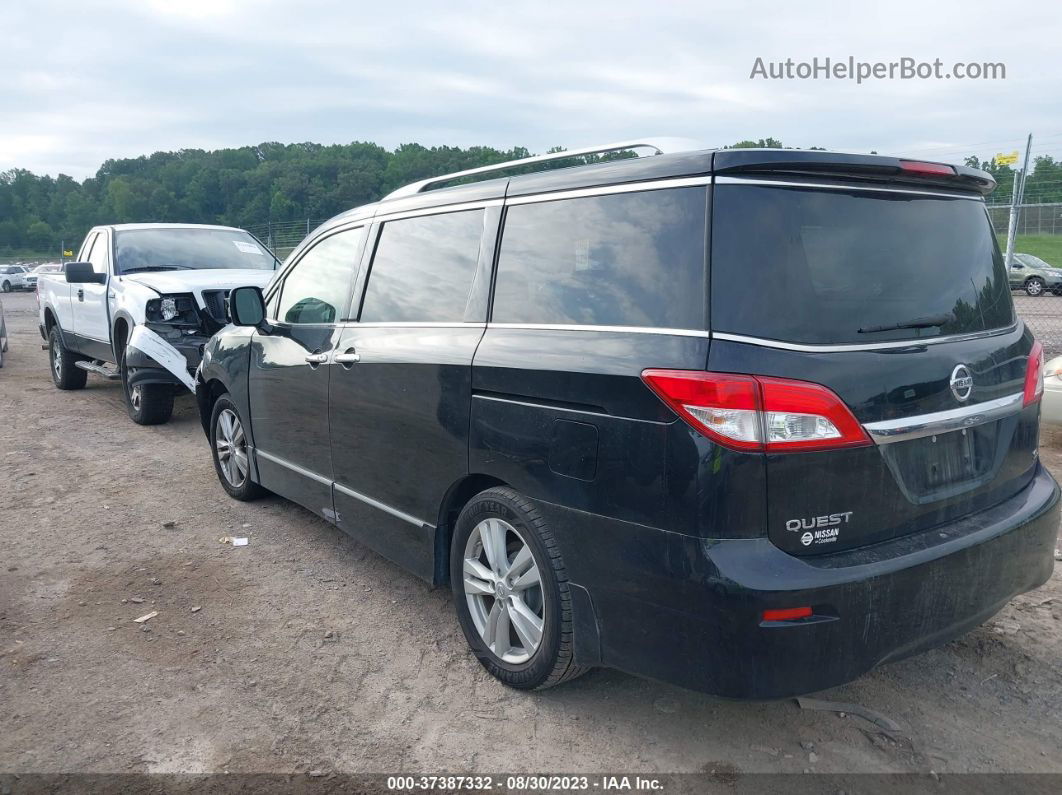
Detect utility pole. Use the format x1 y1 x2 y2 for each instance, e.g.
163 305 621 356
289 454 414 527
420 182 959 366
1004 133 1033 269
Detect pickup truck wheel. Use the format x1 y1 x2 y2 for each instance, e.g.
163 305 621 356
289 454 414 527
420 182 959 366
1025 277 1045 296
2 281 11 293
49 327 87 390
451 487 589 691
121 352 174 425
210 396 265 501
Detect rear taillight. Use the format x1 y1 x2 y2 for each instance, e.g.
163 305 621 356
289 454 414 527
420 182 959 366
1024 341 1044 407
899 160 956 176
641 370 871 453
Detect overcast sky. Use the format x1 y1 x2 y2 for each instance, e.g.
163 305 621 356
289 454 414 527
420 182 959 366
2 0 1059 179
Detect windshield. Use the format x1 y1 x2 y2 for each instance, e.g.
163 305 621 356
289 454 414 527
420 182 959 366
711 185 1014 345
115 228 279 275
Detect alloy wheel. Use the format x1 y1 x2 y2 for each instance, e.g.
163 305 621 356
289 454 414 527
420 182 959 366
462 518 545 664
215 408 249 487
52 343 62 379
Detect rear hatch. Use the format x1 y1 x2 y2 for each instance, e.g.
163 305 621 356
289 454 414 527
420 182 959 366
707 155 1040 555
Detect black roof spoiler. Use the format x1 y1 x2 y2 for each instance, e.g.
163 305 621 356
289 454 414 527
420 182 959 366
712 149 996 196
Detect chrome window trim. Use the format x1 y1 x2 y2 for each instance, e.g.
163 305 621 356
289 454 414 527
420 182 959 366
504 176 711 206
712 324 1020 353
334 482 428 528
351 321 486 329
714 176 984 201
373 199 503 224
863 393 1024 445
487 322 711 338
255 449 331 485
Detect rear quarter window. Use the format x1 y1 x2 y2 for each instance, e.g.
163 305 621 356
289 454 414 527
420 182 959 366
492 187 707 329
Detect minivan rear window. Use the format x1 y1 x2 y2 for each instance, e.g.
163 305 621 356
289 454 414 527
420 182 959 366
493 187 707 330
711 185 1014 345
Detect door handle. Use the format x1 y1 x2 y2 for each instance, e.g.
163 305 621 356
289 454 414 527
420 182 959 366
77 289 84 302
334 349 360 368
304 352 329 366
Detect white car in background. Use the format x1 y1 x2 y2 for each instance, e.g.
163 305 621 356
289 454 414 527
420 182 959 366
1042 355 1062 425
26 263 63 291
1 265 29 292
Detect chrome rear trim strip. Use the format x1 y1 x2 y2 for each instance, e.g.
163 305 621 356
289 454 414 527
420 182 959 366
712 324 1020 353
863 393 1024 444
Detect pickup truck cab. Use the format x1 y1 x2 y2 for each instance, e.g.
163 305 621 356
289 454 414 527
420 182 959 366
38 223 278 424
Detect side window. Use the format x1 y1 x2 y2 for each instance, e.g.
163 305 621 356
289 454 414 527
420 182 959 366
87 233 109 275
492 188 707 329
265 285 281 319
78 233 98 264
277 227 365 324
360 210 484 323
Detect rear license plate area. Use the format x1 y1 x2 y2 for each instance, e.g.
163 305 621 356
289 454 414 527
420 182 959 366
885 424 996 500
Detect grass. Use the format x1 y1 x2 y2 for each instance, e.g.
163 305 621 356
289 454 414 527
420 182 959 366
997 235 1062 266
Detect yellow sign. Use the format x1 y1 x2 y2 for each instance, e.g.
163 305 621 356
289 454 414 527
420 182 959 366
996 151 1019 166
63 250 73 257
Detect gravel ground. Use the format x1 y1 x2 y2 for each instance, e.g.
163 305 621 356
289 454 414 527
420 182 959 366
1014 293 1062 357
2 288 1062 776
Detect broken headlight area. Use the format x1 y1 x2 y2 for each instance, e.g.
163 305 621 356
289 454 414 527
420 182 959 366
146 294 199 326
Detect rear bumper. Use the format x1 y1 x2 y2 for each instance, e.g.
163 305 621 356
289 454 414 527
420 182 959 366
543 463 1059 699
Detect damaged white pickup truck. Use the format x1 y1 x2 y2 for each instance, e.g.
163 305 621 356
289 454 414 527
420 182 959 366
38 223 278 425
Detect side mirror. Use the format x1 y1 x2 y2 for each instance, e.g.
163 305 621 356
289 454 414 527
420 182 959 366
65 262 106 284
228 285 266 327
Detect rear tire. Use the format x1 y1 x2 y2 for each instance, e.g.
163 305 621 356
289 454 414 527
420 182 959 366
1025 277 1045 296
48 327 87 390
122 350 174 425
451 487 589 691
1 281 10 293
210 396 265 501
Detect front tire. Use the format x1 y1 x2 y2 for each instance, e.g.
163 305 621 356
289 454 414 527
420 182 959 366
122 350 174 425
48 327 87 390
210 396 265 501
451 487 589 690
1025 277 1045 296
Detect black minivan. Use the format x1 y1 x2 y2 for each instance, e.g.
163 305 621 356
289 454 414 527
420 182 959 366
197 142 1059 699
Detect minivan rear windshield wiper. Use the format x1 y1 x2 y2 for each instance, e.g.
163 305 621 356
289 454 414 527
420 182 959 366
858 314 953 334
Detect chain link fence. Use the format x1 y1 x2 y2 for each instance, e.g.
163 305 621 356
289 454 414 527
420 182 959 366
987 202 1062 237
244 219 326 261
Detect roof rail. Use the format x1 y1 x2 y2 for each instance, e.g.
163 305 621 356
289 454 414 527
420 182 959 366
383 138 692 200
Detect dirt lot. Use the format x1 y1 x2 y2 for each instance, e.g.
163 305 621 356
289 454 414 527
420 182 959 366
2 288 1062 776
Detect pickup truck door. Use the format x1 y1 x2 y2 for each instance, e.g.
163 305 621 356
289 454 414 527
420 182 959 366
72 229 113 358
